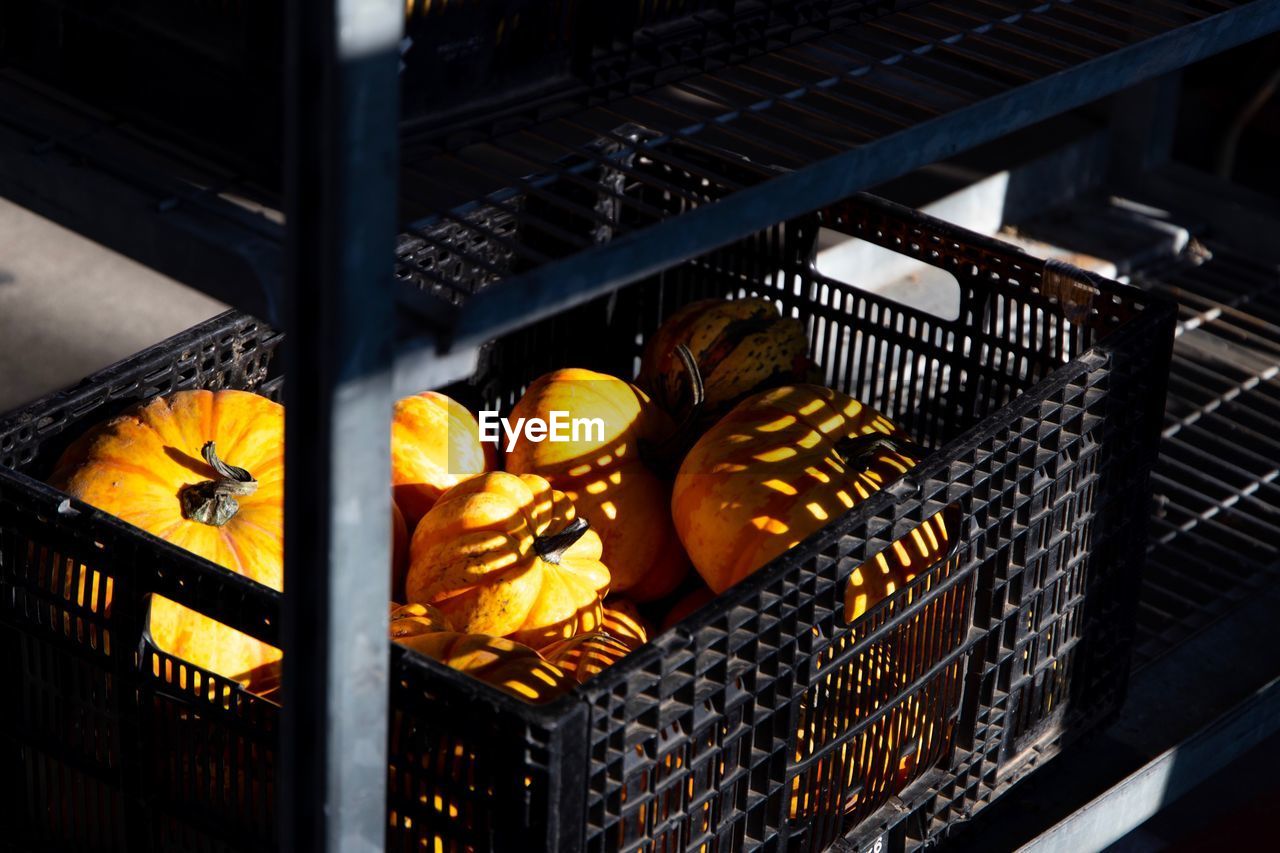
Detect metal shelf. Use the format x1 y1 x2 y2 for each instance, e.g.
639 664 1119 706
1136 245 1280 667
931 170 1280 852
0 74 284 322
4 0 1280 847
5 2 1280 394
397 0 1280 365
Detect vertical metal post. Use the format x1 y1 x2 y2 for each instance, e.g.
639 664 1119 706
280 0 401 850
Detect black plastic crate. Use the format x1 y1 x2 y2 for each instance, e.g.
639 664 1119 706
0 190 1173 851
0 0 908 180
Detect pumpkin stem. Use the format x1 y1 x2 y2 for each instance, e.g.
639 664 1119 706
648 344 706 469
832 433 929 472
673 344 706 414
534 516 590 565
180 441 259 527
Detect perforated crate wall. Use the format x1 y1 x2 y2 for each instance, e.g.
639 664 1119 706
0 316 283 851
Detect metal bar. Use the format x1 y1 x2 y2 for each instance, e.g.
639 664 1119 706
0 80 284 323
432 209 554 267
940 577 1280 853
1109 68 1182 177
436 0 1280 358
1020 677 1280 853
279 0 401 850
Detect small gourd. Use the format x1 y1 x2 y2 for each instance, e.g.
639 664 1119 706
405 472 611 649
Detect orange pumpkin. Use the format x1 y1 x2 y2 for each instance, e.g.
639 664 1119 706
391 391 495 529
845 509 954 622
405 471 611 649
601 598 650 650
672 385 921 594
505 369 689 601
50 389 284 685
789 642 902 824
252 601 457 702
789 513 959 830
883 675 955 796
391 500 409 602
395 630 572 704
789 644 958 829
389 602 453 638
638 297 813 421
540 632 632 684
661 585 717 631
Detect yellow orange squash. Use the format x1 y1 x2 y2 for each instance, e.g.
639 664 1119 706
391 500 409 602
672 385 921 594
540 632 632 684
50 389 284 685
789 642 901 824
389 602 453 638
391 391 495 529
789 645 959 829
601 598 650 650
249 601 456 702
661 585 717 631
845 509 954 622
405 472 611 649
789 514 959 830
395 630 572 704
505 369 689 601
639 297 813 421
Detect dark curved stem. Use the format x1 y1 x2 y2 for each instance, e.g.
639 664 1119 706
833 433 929 472
674 343 705 413
180 441 259 527
534 516 591 565
649 344 706 467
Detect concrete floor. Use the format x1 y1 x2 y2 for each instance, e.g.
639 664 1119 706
0 197 226 412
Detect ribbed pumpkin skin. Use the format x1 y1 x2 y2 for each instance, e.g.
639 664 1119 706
661 585 716 631
845 509 953 622
389 602 453 638
639 298 812 420
406 472 611 649
505 369 689 601
391 500 409 601
395 630 572 704
541 632 632 684
50 389 284 684
672 385 918 594
391 391 494 529
600 598 649 650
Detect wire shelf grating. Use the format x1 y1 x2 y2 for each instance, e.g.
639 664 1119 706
1128 243 1280 667
6 0 1274 346
390 0 1270 349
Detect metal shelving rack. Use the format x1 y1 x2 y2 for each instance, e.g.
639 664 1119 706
3 0 1280 849
6 1 1280 395
934 170 1280 851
